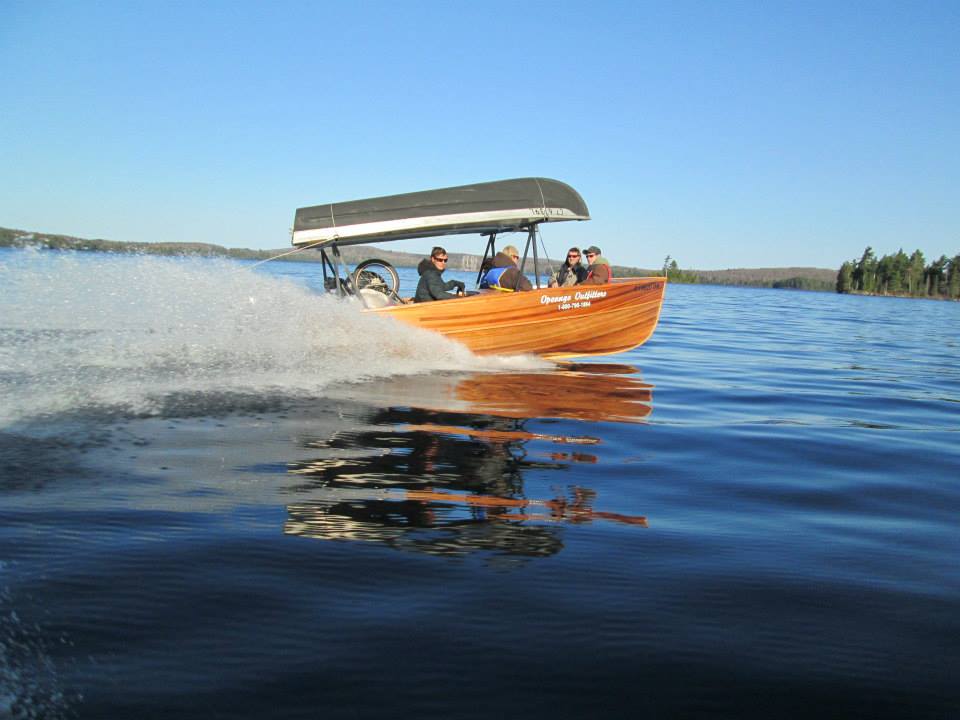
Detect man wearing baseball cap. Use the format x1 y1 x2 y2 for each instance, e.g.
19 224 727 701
579 245 612 285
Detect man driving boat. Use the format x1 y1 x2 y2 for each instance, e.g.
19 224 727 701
414 247 466 302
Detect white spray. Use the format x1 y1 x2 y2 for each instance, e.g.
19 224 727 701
0 250 545 427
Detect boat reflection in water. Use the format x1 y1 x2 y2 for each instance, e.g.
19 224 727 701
283 363 653 559
453 361 652 424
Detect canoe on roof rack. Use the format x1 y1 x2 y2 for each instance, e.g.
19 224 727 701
291 177 665 359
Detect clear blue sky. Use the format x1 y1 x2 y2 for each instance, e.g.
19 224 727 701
1 1 957 269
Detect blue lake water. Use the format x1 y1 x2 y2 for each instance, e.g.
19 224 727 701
1 248 958 719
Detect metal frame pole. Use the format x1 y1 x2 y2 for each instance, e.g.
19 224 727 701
477 232 497 287
516 225 539 290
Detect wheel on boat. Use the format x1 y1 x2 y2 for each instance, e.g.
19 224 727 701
350 259 401 307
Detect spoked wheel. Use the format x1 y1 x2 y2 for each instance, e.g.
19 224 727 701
350 259 401 307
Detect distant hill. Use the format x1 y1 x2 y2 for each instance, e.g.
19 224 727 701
0 225 489 272
678 266 837 290
0 226 835 290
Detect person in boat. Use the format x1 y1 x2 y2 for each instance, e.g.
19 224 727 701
414 247 466 302
479 245 533 292
579 245 612 285
547 247 588 288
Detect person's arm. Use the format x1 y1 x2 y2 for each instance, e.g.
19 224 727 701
581 264 610 285
428 273 461 299
443 278 466 294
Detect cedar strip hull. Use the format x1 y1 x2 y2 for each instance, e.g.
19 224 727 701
370 277 666 358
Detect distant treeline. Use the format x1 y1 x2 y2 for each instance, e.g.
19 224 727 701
0 226 427 266
836 247 960 300
0 226 305 261
631 256 836 291
1 226 837 291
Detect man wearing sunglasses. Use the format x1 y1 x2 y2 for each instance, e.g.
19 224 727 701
548 247 588 288
579 245 612 285
414 246 466 302
479 244 533 292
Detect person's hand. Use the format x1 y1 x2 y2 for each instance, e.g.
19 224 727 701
454 280 466 293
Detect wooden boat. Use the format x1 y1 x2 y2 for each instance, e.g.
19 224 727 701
292 177 665 358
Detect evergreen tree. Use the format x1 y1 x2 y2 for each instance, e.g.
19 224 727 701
861 247 878 292
852 246 877 292
890 249 909 294
876 254 893 294
660 257 697 283
948 255 960 300
836 261 853 293
909 250 926 296
838 246 960 300
927 255 949 297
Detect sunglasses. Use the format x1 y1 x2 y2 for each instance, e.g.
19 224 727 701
568 254 580 258
586 252 597 257
433 257 448 263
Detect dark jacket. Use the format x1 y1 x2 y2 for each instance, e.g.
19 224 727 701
414 259 465 302
480 252 533 292
550 261 588 287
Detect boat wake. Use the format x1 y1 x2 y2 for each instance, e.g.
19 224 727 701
0 250 547 430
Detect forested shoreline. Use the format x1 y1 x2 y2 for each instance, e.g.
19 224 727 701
660 256 834 290
2 225 834 291
836 247 960 300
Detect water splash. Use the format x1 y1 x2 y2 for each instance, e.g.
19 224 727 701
0 250 546 428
